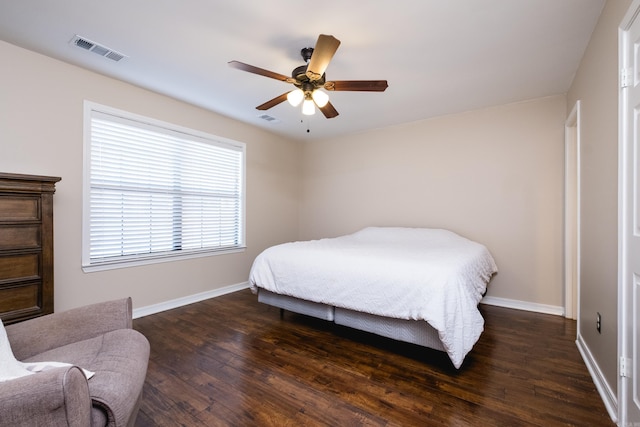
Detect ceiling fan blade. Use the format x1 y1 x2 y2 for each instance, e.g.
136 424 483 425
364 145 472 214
256 92 289 110
318 101 339 119
324 80 389 92
228 61 294 83
306 34 341 82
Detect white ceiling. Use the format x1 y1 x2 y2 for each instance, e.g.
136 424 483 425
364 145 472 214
0 1 605 141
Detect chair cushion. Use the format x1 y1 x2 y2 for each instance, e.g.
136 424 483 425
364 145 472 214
23 329 149 427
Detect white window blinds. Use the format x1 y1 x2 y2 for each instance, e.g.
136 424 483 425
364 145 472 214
83 105 245 270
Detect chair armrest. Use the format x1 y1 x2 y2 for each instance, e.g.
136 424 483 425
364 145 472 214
0 366 91 427
5 298 132 360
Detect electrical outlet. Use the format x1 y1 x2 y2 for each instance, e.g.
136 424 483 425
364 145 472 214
597 312 601 333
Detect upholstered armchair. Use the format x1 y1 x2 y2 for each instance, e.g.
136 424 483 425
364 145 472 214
0 298 149 427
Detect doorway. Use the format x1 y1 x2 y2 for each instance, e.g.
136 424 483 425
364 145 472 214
564 101 580 321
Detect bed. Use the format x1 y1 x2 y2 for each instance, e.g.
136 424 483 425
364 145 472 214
249 227 498 368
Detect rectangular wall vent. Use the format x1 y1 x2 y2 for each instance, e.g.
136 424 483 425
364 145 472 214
69 35 127 62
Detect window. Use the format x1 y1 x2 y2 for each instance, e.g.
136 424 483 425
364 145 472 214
82 102 245 271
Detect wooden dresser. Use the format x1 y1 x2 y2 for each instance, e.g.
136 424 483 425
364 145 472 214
0 173 61 324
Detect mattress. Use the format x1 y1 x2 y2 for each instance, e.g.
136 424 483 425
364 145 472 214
250 227 497 368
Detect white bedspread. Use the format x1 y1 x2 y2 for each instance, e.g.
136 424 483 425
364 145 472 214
249 227 497 368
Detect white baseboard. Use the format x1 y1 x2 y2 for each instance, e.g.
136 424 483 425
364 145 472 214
135 289 564 319
480 295 565 316
576 333 618 424
132 281 250 319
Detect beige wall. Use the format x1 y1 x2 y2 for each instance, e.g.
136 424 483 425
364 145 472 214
300 95 567 307
567 0 632 407
0 9 623 415
0 40 301 312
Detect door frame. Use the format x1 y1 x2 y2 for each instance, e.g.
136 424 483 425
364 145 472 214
618 1 640 424
564 101 580 321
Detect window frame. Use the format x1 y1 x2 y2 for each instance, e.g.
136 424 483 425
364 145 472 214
82 101 246 272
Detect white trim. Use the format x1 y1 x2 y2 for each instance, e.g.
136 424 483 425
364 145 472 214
132 281 250 319
564 100 581 321
480 296 564 316
135 286 566 319
619 15 630 427
576 333 618 424
618 3 640 425
83 247 246 273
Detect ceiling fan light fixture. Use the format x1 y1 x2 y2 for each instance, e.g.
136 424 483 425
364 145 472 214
311 89 329 108
287 88 304 106
229 34 387 121
302 98 315 115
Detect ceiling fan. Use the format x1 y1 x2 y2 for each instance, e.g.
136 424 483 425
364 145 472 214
228 34 388 119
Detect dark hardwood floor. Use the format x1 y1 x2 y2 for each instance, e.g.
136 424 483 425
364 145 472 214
133 289 613 426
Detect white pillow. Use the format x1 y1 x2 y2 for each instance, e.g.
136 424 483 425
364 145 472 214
0 320 94 382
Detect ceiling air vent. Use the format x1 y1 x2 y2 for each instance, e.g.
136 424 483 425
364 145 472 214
69 35 127 62
258 114 280 123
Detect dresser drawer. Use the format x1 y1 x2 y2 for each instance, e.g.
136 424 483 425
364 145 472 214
0 173 59 324
0 196 39 221
0 282 41 322
0 253 40 282
0 225 41 250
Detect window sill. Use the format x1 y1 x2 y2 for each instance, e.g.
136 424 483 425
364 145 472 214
82 246 247 273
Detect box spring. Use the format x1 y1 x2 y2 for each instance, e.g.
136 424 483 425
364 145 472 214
257 289 334 321
257 289 444 352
